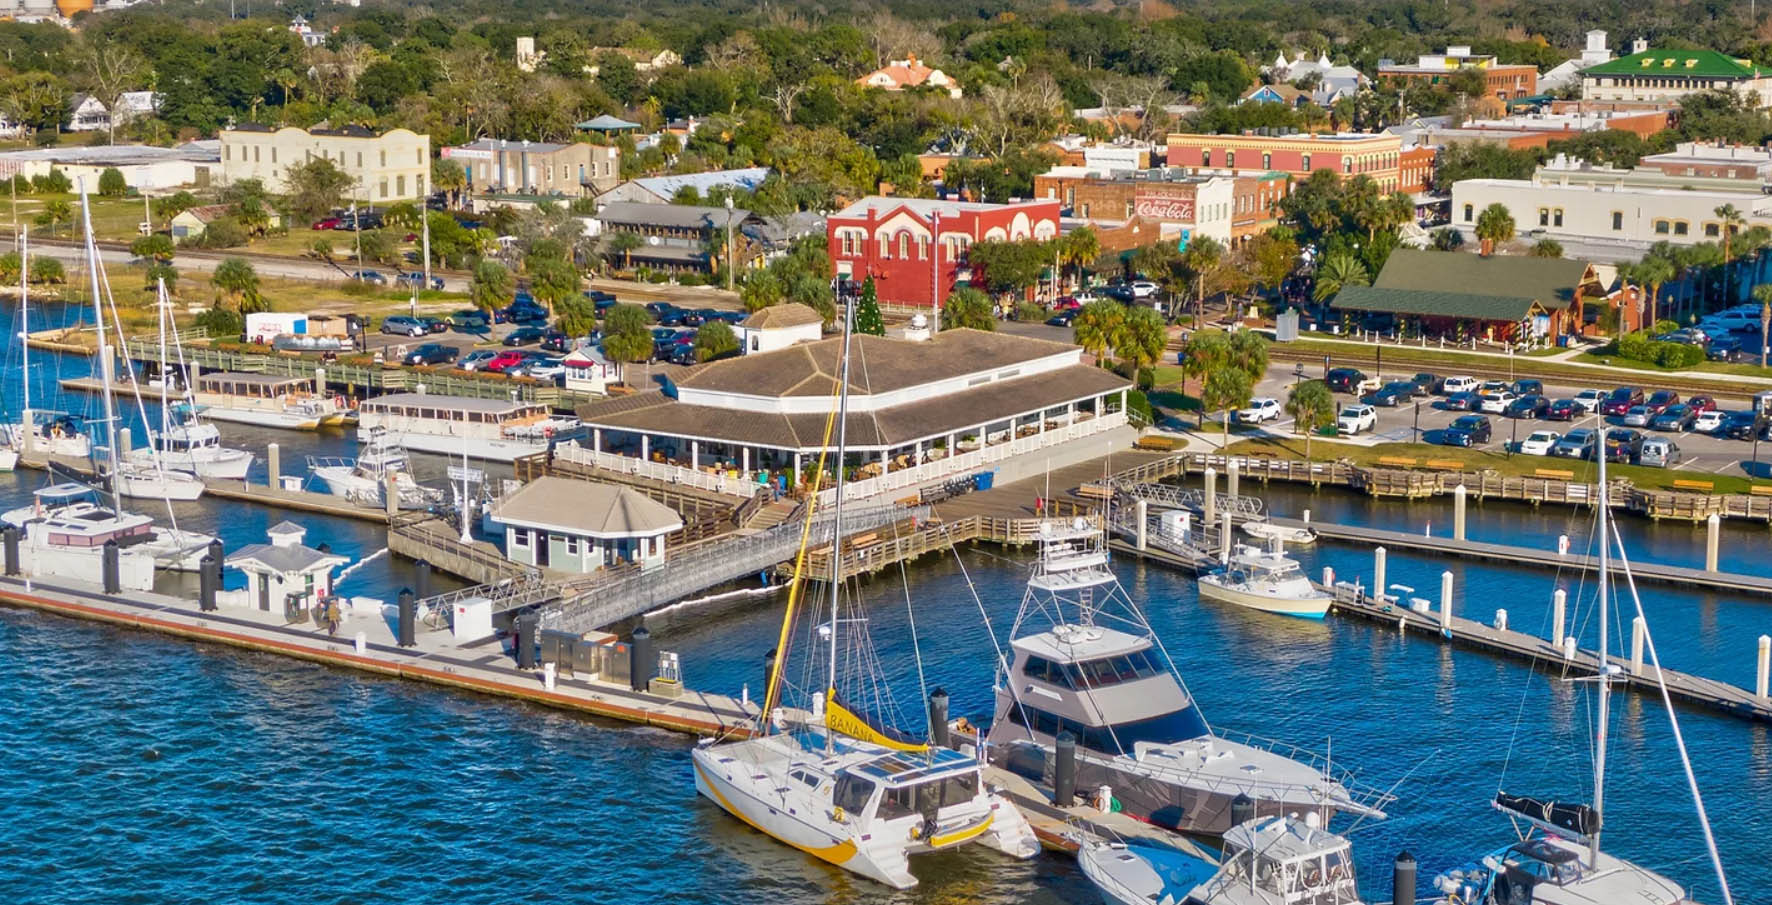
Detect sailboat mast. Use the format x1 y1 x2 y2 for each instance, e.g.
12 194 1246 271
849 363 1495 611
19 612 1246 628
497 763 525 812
19 226 29 417
1592 425 1611 866
156 279 170 447
78 186 122 510
824 289 855 755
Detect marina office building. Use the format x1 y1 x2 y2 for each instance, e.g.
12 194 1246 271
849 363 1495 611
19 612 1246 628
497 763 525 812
569 329 1131 497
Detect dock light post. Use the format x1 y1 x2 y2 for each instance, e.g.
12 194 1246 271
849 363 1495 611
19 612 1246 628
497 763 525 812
1510 417 1517 458
1412 401 1420 444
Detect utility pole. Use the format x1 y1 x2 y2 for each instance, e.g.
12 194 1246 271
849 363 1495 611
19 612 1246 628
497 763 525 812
724 195 734 292
421 202 432 290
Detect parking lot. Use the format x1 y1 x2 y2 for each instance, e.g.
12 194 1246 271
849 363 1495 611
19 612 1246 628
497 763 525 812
1239 363 1772 474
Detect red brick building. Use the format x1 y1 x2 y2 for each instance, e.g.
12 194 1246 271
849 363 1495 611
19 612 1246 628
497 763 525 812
1399 146 1436 194
1166 132 1404 191
827 197 1062 309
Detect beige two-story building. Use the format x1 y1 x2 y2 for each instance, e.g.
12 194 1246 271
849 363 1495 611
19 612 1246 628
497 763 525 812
440 138 619 197
220 125 431 203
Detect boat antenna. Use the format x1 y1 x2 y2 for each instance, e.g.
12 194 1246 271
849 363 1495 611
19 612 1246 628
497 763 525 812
77 183 122 512
1591 423 1611 867
823 285 855 755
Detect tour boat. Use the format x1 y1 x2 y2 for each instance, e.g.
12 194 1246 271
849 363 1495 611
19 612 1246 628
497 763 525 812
1240 520 1317 545
191 372 355 431
307 425 441 508
1081 813 1368 905
355 392 581 462
1432 426 1725 905
1197 539 1333 618
978 520 1390 836
691 294 1038 889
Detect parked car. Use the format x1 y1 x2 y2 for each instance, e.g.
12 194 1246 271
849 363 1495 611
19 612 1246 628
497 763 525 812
1693 410 1726 433
380 315 427 337
1337 404 1377 435
1722 410 1761 440
403 342 459 366
1649 404 1696 432
1519 430 1561 456
1572 388 1606 414
1443 391 1481 411
1504 395 1549 419
1600 387 1643 416
503 326 546 346
1708 337 1748 362
656 307 688 326
1479 380 1510 395
1478 391 1517 414
1510 379 1544 397
1551 429 1596 459
540 330 571 353
1638 437 1682 468
1544 398 1578 421
667 343 701 366
1686 395 1717 413
396 272 445 291
1052 296 1084 312
1047 309 1078 327
350 270 387 285
311 217 342 230
1448 414 1493 444
517 356 567 380
1362 381 1417 407
1602 430 1642 463
1620 405 1653 427
416 316 449 334
1411 372 1442 395
1441 375 1480 395
1237 397 1282 423
1129 280 1160 298
481 350 530 374
499 304 548 326
457 349 500 371
450 310 490 332
1644 390 1680 413
1325 368 1368 393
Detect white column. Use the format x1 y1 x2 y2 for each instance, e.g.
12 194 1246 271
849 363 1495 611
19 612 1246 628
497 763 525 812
1705 513 1720 572
1552 589 1566 648
741 446 751 474
691 440 700 469
592 428 602 452
640 434 649 460
1630 616 1646 675
793 451 802 481
1136 499 1148 550
1373 546 1387 603
1454 484 1467 541
1439 571 1453 634
1757 635 1770 701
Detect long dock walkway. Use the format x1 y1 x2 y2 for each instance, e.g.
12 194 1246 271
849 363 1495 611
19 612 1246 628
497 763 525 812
0 573 757 738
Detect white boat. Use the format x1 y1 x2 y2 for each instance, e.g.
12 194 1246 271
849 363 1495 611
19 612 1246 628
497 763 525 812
1197 540 1333 618
0 447 15 472
1432 426 1726 905
3 229 92 462
355 392 579 462
1240 520 1317 545
4 483 215 571
126 286 255 480
307 425 441 508
1082 813 1368 905
191 372 355 431
690 292 1039 889
111 459 205 502
981 521 1389 835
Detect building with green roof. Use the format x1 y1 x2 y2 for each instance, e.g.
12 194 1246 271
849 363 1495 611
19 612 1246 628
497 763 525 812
1582 47 1772 107
1330 249 1604 343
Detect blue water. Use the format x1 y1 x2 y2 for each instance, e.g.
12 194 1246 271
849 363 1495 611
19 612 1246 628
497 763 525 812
0 302 1768 903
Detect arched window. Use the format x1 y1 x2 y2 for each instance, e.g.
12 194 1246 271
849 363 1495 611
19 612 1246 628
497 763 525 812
897 232 910 258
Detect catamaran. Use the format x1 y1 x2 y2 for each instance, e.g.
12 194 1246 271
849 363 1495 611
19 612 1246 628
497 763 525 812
1081 811 1369 905
1197 538 1334 618
125 281 253 480
1432 425 1728 905
976 520 1389 835
690 295 1038 889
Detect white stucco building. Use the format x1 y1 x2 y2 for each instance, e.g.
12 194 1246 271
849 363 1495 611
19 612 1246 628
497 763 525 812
224 522 350 614
220 125 430 203
736 303 824 355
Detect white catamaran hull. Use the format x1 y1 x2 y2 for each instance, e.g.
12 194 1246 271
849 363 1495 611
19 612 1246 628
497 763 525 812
1197 576 1332 618
199 407 326 431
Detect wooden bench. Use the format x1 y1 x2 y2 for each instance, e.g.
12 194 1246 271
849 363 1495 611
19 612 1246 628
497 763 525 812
1534 468 1575 480
1134 435 1182 451
1425 459 1466 471
1377 456 1419 468
1672 479 1715 493
1750 485 1772 497
1078 483 1114 500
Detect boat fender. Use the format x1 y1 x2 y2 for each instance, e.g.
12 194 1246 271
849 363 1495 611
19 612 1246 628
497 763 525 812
832 806 845 823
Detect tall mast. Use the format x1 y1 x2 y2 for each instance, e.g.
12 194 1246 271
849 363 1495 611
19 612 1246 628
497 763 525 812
18 225 28 417
824 287 855 755
78 185 122 511
156 278 170 447
1592 424 1611 866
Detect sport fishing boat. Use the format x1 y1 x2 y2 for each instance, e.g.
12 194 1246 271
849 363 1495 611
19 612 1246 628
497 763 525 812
1081 812 1367 905
190 372 354 431
1197 538 1333 618
1432 426 1727 905
690 294 1038 889
978 520 1390 836
307 425 441 508
1240 520 1317 546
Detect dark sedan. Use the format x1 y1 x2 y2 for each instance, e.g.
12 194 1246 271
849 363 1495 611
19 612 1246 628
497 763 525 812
503 326 546 346
540 330 571 353
1433 428 1477 447
1443 391 1481 411
1449 414 1493 443
1504 395 1549 419
1649 404 1696 432
403 342 459 366
1047 309 1078 327
1723 410 1765 440
1544 398 1578 421
1361 381 1417 407
1600 387 1643 416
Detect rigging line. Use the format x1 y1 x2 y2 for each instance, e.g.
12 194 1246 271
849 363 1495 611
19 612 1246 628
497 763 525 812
884 512 931 744
1607 520 1735 905
949 538 1024 737
1341 746 1441 838
97 255 182 532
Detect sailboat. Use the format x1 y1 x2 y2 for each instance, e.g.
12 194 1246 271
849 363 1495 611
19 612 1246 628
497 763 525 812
1432 425 1727 905
979 520 1390 835
689 294 1038 889
3 226 91 462
126 280 252 480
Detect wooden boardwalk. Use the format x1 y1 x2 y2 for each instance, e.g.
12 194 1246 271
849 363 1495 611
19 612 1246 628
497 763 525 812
203 479 392 523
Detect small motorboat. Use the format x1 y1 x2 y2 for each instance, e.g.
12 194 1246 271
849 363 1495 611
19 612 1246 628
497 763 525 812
1197 538 1333 619
1082 813 1371 905
1241 519 1317 545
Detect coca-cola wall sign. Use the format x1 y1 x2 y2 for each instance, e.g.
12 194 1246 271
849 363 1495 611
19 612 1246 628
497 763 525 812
1133 187 1195 223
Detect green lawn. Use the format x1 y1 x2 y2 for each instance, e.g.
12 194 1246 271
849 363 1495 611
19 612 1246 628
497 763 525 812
1281 337 1772 390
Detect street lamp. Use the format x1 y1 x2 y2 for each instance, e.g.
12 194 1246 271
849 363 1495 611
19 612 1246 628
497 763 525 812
1413 400 1421 445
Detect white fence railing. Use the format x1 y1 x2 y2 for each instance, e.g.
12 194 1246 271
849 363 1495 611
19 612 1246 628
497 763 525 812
817 411 1128 506
554 443 761 498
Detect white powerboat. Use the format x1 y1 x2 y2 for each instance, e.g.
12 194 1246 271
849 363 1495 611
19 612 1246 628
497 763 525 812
1197 540 1333 618
307 425 441 508
980 520 1389 835
1082 813 1368 905
126 287 254 480
1240 520 1317 545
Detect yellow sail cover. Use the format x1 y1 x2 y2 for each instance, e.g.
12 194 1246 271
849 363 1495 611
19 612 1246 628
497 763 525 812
824 689 929 753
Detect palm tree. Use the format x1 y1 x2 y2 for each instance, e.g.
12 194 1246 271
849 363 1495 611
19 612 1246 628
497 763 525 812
606 231 643 271
1285 379 1335 459
1633 255 1677 330
1528 238 1564 258
38 199 72 237
1755 283 1772 368
211 258 265 312
1073 300 1124 366
1114 305 1168 374
1312 252 1368 303
1473 203 1515 256
1179 235 1225 321
1058 227 1100 292
1717 203 1747 307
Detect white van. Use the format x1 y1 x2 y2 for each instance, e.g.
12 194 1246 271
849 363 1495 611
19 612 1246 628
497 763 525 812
1442 376 1479 394
1639 437 1681 468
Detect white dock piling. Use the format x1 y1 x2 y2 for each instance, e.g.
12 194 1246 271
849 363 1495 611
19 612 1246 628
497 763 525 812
1203 467 1217 525
116 427 131 459
1557 534 1569 556
1439 571 1453 634
1630 617 1646 675
1322 566 1334 588
1373 547 1387 603
543 661 557 691
1220 511 1233 561
1136 499 1149 551
1494 609 1508 632
1562 636 1577 661
1705 514 1720 573
266 442 281 485
1454 484 1467 541
1551 589 1566 648
1757 635 1769 701
1302 509 1311 523
1227 458 1240 499
384 467 399 518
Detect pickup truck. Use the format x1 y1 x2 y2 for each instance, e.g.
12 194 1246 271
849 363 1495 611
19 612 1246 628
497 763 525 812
1354 376 1383 395
1338 404 1377 435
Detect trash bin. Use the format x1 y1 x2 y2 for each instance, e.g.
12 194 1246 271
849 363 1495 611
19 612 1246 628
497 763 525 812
973 471 995 491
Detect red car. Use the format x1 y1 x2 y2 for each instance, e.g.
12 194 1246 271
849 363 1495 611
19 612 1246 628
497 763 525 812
1687 394 1717 412
311 217 342 230
1052 296 1083 312
1600 387 1642 416
482 350 530 374
1544 398 1578 421
1644 389 1679 413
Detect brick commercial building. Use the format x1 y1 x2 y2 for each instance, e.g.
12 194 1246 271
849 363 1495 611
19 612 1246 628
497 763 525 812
1377 46 1539 100
827 197 1061 309
1399 146 1436 194
1035 167 1286 246
1166 131 1404 192
220 125 429 203
1637 141 1772 180
441 138 619 197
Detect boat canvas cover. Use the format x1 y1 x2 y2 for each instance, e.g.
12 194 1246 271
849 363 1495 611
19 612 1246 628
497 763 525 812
826 690 928 754
1494 791 1600 838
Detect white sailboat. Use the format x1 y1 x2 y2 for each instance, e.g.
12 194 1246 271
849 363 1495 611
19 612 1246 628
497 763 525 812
1433 425 1729 905
690 295 1038 889
126 281 252 480
307 425 441 508
4 227 90 462
1197 538 1333 618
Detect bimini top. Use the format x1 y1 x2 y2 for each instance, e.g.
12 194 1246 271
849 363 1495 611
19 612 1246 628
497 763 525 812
1223 814 1353 865
33 483 100 504
1009 623 1149 663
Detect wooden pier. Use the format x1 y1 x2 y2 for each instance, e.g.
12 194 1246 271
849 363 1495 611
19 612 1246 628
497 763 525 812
202 479 392 523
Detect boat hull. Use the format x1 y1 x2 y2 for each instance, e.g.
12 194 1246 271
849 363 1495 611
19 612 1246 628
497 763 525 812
1197 576 1331 618
200 408 324 431
116 472 205 502
0 448 15 473
374 429 548 463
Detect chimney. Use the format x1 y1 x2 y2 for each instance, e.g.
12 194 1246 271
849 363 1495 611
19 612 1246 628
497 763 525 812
1632 37 1648 54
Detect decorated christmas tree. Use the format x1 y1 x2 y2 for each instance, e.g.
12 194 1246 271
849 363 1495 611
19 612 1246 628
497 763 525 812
855 276 886 335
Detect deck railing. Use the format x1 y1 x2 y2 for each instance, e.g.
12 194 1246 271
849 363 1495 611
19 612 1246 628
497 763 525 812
553 443 762 498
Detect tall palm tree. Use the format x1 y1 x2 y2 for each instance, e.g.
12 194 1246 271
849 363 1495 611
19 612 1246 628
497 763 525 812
1634 255 1677 330
1312 252 1368 303
1073 300 1123 366
1473 203 1515 256
1058 227 1100 292
1717 203 1747 307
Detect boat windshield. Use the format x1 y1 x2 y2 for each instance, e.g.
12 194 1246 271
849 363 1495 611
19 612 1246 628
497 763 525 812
876 770 979 820
1219 841 1360 904
1022 650 1163 689
1005 702 1209 755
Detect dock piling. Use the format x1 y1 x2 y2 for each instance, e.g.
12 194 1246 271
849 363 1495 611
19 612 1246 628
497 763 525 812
198 554 217 612
396 589 415 647
1203 467 1217 525
1758 636 1769 701
1229 794 1255 827
3 525 17 577
266 442 280 486
1220 511 1232 561
1053 732 1077 807
1136 500 1148 551
1494 609 1507 632
1706 514 1720 573
1454 484 1467 541
1302 509 1310 523
1552 589 1566 648
1630 616 1646 675
383 468 398 518
415 560 431 603
1439 572 1453 635
1392 852 1417 905
1374 547 1387 603
1322 566 1334 589
1562 635 1577 661
628 626 651 690
928 687 950 748
1227 459 1240 499
116 427 131 461
543 661 557 691
101 540 120 595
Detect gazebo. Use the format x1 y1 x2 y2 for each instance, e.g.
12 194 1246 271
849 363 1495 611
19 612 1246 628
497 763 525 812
576 114 642 134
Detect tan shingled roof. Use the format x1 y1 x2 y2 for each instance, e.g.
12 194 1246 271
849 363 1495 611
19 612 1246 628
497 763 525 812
742 303 824 330
492 476 683 537
673 328 1078 398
